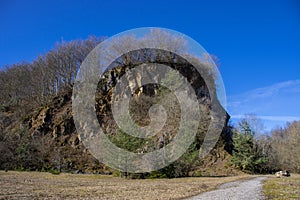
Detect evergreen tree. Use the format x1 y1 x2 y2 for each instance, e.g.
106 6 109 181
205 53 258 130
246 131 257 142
231 118 268 173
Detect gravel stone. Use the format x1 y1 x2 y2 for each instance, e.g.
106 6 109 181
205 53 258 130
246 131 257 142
187 177 266 200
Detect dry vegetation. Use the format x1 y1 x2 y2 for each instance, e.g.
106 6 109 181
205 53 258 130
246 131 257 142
264 174 300 200
0 171 252 200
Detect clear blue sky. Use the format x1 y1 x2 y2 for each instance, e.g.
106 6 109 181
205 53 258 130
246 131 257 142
1 0 299 131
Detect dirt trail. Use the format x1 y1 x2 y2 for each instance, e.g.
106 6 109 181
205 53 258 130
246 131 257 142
187 177 266 200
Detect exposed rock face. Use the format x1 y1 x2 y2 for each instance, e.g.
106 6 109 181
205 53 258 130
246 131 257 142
95 49 215 137
26 89 104 173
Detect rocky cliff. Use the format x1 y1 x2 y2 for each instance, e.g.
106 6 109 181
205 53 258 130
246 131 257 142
0 49 237 176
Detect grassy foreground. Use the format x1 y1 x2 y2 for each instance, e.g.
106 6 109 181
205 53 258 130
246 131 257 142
0 171 251 200
263 174 300 200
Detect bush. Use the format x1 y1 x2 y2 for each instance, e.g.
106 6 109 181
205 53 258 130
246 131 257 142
49 169 60 175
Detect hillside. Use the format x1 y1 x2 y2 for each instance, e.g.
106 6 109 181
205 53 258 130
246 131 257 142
0 35 238 177
0 89 235 175
0 69 236 177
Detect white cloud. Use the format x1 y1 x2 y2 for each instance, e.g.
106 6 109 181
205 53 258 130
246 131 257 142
229 79 300 101
231 115 300 122
228 80 300 131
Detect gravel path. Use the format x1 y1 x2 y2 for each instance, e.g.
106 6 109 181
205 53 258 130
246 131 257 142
187 177 266 200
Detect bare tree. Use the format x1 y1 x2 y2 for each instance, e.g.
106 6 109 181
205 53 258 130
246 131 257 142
270 121 300 172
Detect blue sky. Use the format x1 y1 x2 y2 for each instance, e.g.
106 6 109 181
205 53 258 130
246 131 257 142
1 0 299 131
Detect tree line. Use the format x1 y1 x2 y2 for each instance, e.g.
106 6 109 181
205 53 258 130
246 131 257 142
231 115 300 174
0 36 103 112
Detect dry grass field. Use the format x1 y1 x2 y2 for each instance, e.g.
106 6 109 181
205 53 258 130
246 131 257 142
263 174 300 200
0 171 252 200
